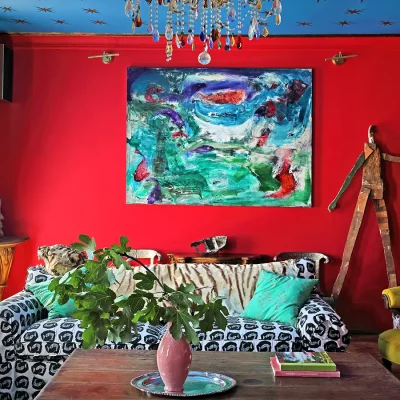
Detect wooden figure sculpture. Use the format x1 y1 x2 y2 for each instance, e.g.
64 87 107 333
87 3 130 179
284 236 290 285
329 125 400 302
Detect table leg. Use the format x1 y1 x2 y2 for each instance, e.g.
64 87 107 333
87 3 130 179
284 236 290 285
167 254 177 266
0 246 14 301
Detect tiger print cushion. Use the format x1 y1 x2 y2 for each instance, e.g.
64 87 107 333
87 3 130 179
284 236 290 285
37 245 87 276
111 261 299 316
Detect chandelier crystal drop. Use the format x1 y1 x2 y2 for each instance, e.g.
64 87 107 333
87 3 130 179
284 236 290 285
123 0 284 64
198 44 211 65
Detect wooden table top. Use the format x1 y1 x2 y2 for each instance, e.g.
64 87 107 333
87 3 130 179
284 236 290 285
36 350 400 399
0 236 29 249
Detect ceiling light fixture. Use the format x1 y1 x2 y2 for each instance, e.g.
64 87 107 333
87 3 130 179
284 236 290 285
124 0 283 64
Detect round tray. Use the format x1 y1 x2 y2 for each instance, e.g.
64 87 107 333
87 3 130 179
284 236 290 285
131 370 237 397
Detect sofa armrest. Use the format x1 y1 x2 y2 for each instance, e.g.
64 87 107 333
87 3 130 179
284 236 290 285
0 291 47 362
296 294 350 352
382 286 400 309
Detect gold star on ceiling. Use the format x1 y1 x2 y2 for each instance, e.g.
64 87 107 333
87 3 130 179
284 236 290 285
37 7 53 13
13 19 29 24
83 8 99 14
53 19 68 25
346 9 363 15
1 6 14 12
338 20 353 26
92 20 106 25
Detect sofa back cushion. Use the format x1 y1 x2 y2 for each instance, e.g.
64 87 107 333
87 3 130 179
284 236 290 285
111 260 299 316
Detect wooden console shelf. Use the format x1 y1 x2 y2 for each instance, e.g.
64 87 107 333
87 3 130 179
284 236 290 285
168 253 267 265
0 237 29 300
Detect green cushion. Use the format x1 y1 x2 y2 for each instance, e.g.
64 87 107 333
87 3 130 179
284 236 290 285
28 279 77 319
240 270 318 326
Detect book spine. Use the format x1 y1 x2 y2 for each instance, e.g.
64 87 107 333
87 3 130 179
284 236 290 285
280 364 337 372
270 359 340 378
274 370 340 378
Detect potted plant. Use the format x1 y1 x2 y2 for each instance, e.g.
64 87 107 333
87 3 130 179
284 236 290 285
49 235 229 392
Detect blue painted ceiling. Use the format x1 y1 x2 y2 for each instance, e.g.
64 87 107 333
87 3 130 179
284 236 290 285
0 0 399 36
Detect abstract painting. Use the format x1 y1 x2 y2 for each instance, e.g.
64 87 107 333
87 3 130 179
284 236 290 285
127 68 312 207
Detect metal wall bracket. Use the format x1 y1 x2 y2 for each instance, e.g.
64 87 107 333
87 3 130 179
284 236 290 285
88 51 120 64
325 52 358 66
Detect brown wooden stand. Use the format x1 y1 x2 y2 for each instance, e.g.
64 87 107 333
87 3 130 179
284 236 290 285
0 237 29 300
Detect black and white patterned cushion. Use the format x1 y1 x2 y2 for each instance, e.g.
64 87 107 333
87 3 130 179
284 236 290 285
0 292 47 399
0 292 47 360
296 294 350 352
296 258 316 279
187 316 302 352
191 338 302 352
13 358 65 400
15 318 165 361
24 267 53 291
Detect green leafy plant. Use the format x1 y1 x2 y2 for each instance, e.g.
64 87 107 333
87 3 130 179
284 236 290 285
49 235 229 349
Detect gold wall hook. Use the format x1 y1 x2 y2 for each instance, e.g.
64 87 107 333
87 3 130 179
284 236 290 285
88 51 120 64
325 52 358 66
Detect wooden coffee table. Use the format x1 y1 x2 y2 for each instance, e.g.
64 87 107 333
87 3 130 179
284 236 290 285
36 350 400 399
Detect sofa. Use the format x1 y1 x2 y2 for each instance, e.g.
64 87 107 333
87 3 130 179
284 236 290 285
0 259 350 400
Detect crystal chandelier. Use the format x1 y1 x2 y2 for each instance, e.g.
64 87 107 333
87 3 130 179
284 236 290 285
124 0 283 65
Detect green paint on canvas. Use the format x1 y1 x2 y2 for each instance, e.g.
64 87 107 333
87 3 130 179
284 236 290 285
127 68 312 207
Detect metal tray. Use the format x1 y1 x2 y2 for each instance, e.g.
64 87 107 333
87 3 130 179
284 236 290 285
131 370 236 397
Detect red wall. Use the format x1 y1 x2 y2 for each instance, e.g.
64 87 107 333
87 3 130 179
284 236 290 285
1 35 399 331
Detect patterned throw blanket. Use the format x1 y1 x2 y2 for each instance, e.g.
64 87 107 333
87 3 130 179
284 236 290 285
111 260 299 316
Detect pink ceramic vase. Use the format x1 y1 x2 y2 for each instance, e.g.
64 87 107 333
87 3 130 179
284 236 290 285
157 323 192 392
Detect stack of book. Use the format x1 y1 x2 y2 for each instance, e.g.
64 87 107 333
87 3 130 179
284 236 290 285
270 352 340 378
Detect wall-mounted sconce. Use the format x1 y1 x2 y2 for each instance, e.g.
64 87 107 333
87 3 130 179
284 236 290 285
325 52 358 66
88 51 120 64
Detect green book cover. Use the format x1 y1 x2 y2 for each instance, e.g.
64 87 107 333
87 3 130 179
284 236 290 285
275 352 337 372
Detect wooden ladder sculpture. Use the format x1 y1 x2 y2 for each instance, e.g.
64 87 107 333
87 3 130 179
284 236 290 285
329 125 400 303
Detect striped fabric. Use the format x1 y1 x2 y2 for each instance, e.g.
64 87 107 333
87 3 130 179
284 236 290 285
111 261 299 316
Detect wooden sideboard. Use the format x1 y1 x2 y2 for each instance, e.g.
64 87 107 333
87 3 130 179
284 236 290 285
0 237 29 300
168 253 267 265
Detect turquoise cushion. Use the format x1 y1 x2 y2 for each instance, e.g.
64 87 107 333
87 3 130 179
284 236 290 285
241 270 318 326
28 279 77 319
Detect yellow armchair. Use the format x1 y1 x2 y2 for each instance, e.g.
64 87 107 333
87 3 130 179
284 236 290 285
378 286 400 370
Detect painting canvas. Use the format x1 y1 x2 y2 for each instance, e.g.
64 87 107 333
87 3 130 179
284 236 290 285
127 68 312 207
